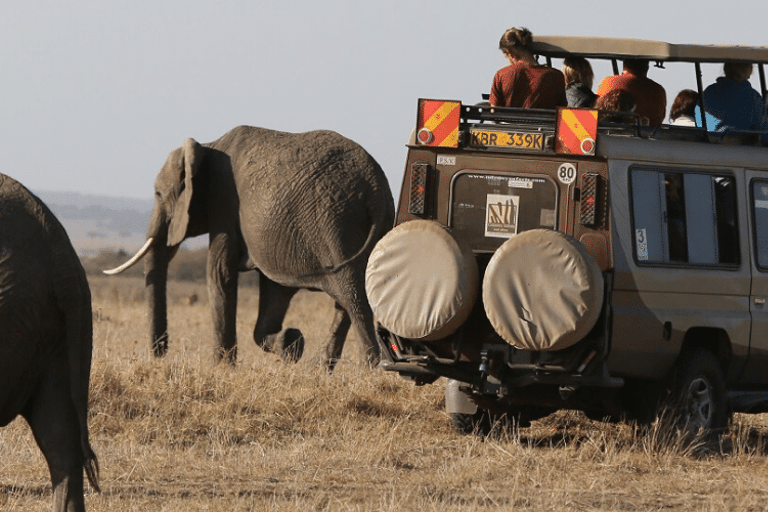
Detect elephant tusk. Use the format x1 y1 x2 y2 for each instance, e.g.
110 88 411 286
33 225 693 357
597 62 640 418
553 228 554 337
103 238 155 275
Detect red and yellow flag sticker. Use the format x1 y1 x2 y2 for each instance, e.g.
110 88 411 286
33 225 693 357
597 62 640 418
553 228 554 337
417 100 461 147
556 108 598 155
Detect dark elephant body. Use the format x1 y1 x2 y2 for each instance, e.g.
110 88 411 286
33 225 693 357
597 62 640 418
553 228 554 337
111 126 395 367
0 174 99 511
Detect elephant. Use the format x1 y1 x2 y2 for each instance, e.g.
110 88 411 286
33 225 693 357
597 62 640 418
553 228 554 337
0 174 100 512
105 126 395 370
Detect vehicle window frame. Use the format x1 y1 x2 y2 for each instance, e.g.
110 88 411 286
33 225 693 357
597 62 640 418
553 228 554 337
448 169 560 253
750 178 768 272
628 165 740 269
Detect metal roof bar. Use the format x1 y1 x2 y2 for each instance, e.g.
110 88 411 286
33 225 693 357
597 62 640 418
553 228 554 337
530 36 768 64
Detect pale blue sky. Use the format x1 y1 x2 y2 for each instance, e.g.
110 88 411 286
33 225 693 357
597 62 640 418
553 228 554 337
2 1 766 200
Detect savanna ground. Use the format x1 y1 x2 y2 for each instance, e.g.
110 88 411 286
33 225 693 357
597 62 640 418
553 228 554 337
4 276 768 511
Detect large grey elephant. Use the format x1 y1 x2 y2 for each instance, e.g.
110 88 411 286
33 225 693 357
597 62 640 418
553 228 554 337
106 126 395 369
0 174 100 512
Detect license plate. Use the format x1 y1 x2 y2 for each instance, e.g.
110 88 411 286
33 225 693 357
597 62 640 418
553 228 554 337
470 129 543 150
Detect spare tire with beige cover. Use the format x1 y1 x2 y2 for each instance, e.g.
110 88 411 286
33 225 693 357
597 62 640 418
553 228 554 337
365 220 478 341
483 229 604 352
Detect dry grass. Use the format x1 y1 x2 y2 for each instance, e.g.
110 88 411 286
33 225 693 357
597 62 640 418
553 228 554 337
4 276 768 511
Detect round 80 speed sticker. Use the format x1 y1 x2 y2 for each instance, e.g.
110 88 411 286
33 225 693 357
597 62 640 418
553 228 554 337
557 163 577 185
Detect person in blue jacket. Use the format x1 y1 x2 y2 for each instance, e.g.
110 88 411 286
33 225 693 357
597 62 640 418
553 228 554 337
700 61 768 143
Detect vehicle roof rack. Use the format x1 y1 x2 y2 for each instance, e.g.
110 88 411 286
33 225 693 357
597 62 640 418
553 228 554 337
527 36 768 136
530 36 768 64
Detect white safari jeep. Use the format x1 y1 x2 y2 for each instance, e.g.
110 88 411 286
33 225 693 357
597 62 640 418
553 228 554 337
365 36 768 434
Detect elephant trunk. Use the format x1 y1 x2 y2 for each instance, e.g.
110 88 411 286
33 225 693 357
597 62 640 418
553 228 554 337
145 234 170 357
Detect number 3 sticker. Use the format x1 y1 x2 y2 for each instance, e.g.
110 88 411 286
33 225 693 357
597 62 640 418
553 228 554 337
558 163 577 185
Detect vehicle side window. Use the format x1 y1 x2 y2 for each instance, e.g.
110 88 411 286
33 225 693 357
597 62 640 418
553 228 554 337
631 169 738 266
752 180 768 269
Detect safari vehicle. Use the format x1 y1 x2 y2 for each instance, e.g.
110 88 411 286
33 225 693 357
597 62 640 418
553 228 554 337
364 36 768 434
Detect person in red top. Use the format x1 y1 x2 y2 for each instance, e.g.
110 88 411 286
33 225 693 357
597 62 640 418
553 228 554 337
489 27 567 109
596 59 667 126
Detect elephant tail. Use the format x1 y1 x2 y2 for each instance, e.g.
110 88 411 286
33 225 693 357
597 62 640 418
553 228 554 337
43 199 102 494
60 259 101 493
315 185 395 278
67 277 102 493
328 221 387 274
84 450 101 493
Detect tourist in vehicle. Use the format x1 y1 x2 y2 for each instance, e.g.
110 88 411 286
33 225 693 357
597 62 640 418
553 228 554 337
597 59 666 126
701 61 768 143
489 27 567 109
596 89 637 123
562 56 597 108
669 89 699 126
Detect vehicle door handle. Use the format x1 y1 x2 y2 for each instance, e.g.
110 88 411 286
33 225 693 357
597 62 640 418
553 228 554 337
755 298 766 305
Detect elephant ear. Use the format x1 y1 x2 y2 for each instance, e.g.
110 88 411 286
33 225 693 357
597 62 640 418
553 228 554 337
168 137 202 247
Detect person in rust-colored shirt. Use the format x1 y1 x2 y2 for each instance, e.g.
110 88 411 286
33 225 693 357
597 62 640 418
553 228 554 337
489 27 567 110
597 59 667 126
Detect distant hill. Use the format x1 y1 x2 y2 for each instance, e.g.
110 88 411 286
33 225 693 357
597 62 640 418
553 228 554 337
33 190 205 255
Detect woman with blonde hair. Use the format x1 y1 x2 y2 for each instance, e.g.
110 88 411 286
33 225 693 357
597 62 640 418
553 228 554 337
489 27 567 110
562 56 597 108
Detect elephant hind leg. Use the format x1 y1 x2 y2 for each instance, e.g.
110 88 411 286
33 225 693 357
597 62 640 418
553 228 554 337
322 276 381 372
22 355 89 512
253 275 304 362
346 302 382 370
315 301 352 372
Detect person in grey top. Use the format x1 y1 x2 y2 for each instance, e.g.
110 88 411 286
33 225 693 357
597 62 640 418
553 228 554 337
562 56 597 108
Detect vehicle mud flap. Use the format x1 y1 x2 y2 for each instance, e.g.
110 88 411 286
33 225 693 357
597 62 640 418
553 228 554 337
483 229 604 351
365 220 478 341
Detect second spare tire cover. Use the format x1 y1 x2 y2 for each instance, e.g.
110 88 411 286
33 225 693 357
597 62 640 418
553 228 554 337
483 229 604 351
365 220 478 341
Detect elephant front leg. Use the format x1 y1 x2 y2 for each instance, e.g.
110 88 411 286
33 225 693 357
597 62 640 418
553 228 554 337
145 239 170 357
253 275 304 362
207 236 240 364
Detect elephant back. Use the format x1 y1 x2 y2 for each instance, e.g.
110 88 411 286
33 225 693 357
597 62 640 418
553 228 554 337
216 127 394 282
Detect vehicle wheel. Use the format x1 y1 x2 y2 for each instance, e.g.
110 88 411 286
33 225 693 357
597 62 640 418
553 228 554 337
449 406 551 436
449 410 509 436
482 229 604 352
365 220 479 341
450 410 490 435
670 348 728 435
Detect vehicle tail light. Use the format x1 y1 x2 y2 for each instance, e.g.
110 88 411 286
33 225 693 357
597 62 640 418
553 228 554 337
416 99 461 147
580 172 601 227
409 162 429 215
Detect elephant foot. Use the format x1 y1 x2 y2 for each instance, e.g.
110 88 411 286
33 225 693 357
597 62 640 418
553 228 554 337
214 346 238 366
312 354 340 373
279 328 305 363
259 328 304 363
152 334 169 357
310 344 381 373
364 352 381 369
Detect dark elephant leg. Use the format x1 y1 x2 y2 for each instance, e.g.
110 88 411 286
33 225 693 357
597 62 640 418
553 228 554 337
323 269 382 371
145 236 170 358
253 275 304 362
333 297 381 370
22 354 87 512
315 301 352 372
207 235 240 364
